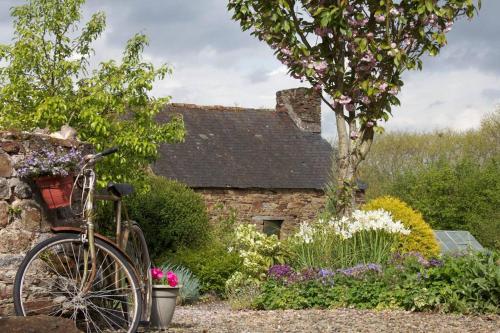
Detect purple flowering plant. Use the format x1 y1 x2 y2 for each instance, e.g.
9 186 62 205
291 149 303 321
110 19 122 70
389 252 443 269
336 263 383 278
16 147 82 178
267 263 383 286
268 264 295 280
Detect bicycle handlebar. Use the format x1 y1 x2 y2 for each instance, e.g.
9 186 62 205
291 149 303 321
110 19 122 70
95 146 119 159
84 146 119 164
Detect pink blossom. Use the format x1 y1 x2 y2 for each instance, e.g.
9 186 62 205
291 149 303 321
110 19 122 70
313 61 328 72
361 95 370 104
314 27 331 37
151 267 163 280
338 95 352 105
361 52 375 63
366 121 375 128
313 83 322 92
444 21 453 33
350 131 359 139
348 18 368 28
167 271 178 287
388 87 399 95
375 14 385 23
281 48 292 56
379 83 388 91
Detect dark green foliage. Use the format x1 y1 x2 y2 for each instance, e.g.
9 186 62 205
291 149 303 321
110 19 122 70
256 252 500 314
160 206 242 296
168 243 241 295
359 112 500 250
388 158 500 250
96 175 209 260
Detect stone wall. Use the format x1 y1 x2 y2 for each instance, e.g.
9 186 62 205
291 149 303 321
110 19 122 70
196 188 327 236
276 87 321 133
0 131 90 316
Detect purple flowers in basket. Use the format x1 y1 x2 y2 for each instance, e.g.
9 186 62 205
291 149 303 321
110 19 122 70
16 147 82 178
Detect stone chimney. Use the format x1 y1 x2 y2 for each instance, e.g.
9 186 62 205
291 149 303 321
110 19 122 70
276 87 321 133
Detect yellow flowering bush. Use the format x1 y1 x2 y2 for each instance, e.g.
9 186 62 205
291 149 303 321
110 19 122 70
363 196 440 258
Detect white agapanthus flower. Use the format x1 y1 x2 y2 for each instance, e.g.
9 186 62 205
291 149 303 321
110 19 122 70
329 209 410 239
297 221 314 244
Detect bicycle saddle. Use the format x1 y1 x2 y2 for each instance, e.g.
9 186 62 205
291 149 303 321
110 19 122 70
107 182 134 197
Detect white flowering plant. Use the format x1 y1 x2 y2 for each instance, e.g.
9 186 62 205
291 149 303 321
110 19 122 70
225 224 287 294
290 209 410 269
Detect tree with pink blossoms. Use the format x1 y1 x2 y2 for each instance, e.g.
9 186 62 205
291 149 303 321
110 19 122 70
228 0 480 215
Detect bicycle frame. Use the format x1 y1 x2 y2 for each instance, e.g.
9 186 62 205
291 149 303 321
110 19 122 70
76 167 134 293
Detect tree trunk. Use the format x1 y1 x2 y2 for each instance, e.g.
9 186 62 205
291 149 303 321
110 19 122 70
332 107 375 217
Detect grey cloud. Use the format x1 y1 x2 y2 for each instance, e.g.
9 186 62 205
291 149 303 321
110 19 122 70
247 69 271 84
427 100 445 108
482 88 500 101
84 0 259 60
419 0 500 74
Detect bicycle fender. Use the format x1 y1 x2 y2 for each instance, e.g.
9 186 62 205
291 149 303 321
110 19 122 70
50 226 137 270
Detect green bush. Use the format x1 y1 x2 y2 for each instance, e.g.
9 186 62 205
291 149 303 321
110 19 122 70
358 112 500 250
168 242 241 296
360 111 500 199
388 158 500 250
96 175 210 260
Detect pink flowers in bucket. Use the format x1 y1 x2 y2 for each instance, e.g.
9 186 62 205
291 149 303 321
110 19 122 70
151 267 178 287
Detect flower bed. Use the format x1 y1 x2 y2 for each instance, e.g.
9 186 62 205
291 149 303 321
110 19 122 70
255 251 499 314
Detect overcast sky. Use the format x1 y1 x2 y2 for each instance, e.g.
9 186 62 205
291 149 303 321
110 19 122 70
1 0 499 140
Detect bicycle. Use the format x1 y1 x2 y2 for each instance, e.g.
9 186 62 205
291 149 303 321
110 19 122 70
13 147 152 333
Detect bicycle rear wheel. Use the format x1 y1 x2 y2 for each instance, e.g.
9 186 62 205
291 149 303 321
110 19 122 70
124 221 152 323
13 233 142 333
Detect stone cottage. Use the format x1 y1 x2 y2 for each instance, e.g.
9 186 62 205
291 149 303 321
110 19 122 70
153 87 352 237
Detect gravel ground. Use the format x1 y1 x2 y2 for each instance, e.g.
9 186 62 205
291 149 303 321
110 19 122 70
155 302 500 333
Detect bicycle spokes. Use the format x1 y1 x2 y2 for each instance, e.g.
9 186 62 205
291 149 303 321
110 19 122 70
18 238 139 333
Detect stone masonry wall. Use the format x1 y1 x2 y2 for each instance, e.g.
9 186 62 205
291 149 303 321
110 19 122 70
0 131 90 316
276 87 322 133
196 188 327 237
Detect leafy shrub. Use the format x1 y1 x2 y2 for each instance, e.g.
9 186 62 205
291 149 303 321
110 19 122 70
360 111 500 200
159 263 200 304
225 224 287 293
168 242 241 296
96 175 210 260
363 196 440 258
388 158 500 250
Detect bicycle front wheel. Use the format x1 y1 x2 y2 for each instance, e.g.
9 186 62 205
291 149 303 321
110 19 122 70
13 233 142 333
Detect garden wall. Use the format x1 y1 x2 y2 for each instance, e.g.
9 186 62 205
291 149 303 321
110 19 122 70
0 131 90 316
197 188 327 236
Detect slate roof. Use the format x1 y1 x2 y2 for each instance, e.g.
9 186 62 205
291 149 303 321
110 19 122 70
153 104 333 190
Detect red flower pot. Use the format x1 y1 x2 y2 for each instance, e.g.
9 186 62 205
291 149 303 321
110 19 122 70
35 175 74 209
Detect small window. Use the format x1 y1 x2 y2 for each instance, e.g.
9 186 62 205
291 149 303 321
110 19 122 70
263 219 283 238
252 216 285 238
